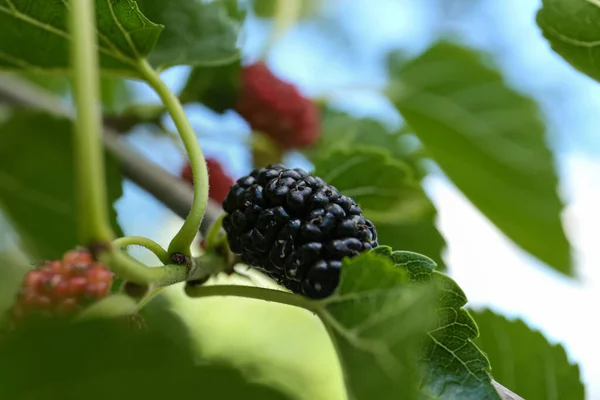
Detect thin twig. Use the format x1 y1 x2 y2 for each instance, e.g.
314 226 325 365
0 75 221 237
0 74 523 400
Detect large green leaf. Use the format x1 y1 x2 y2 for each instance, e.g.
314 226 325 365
471 309 585 400
312 147 446 267
308 248 499 399
0 0 162 76
309 108 415 164
313 147 416 215
136 0 241 68
537 0 600 82
314 252 438 400
0 317 291 399
374 247 500 399
167 276 346 400
0 0 240 75
0 111 123 260
388 42 572 275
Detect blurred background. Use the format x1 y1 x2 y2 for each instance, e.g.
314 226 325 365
1 0 598 399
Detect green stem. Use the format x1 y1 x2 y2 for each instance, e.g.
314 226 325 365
184 284 313 310
69 0 114 244
113 236 170 265
188 253 228 282
204 214 225 250
136 60 208 257
101 247 189 286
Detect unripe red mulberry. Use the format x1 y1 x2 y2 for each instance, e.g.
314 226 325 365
181 158 235 205
11 248 113 322
236 62 320 150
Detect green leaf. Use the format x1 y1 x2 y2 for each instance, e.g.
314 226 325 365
374 246 501 399
179 59 242 112
471 308 585 400
0 111 123 260
0 317 292 399
312 147 446 267
309 108 413 163
0 0 162 76
313 147 415 213
136 0 241 68
166 277 346 400
314 251 438 400
537 0 600 82
388 42 572 275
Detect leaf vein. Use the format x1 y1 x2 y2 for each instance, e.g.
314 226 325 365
0 1 134 67
319 308 401 378
105 0 141 59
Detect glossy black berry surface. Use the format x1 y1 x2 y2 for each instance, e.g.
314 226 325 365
222 164 378 299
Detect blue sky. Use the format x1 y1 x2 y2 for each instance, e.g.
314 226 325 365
118 0 600 397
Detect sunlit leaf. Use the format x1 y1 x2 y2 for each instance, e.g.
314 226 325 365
310 248 500 399
0 0 162 76
388 42 571 275
472 308 585 400
314 252 436 400
537 0 600 83
136 0 241 68
0 317 291 399
374 247 501 399
312 147 446 266
0 0 240 75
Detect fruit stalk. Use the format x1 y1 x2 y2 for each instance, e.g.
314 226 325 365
185 284 312 310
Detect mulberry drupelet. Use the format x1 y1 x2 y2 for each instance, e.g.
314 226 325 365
222 164 378 299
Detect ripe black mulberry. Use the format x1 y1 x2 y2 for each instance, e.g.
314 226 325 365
222 164 378 299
